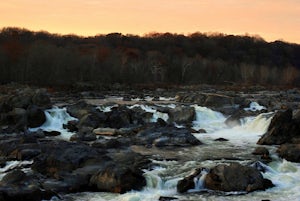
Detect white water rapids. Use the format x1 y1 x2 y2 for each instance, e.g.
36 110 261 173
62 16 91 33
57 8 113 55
28 102 300 201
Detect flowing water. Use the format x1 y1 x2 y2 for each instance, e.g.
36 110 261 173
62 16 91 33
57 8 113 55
31 102 300 201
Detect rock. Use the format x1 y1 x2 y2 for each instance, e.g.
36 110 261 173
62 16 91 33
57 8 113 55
252 147 270 156
0 170 54 201
44 131 61 136
159 196 178 201
106 106 131 128
66 101 95 119
77 111 107 129
204 94 234 107
204 163 274 192
225 111 243 127
70 127 96 142
90 151 149 193
135 126 202 147
1 169 26 184
63 120 78 132
92 137 131 149
7 108 27 131
93 127 117 136
277 144 300 162
31 89 51 108
27 105 46 128
177 168 203 193
214 138 229 142
167 106 195 124
257 109 300 145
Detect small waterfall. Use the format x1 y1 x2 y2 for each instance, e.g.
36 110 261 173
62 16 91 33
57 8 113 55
29 107 77 140
128 104 169 122
244 102 266 112
192 105 227 133
240 112 273 133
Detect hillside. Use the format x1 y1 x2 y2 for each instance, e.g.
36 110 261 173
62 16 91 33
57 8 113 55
1 27 300 87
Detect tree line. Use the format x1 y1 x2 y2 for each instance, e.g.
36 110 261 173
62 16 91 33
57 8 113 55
0 27 300 87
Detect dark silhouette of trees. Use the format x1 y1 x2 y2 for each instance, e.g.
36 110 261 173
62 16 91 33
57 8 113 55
0 27 300 87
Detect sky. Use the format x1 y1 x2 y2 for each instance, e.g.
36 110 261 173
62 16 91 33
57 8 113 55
0 0 300 44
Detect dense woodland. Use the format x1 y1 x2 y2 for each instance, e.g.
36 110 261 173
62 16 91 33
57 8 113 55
0 27 300 87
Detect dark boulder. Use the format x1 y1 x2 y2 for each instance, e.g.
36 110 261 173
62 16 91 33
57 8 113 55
277 144 300 162
177 168 203 193
0 170 54 201
135 126 202 147
70 127 96 142
204 163 274 192
27 105 46 128
77 111 106 129
257 109 300 145
106 106 131 128
66 101 96 119
166 106 195 124
90 151 149 193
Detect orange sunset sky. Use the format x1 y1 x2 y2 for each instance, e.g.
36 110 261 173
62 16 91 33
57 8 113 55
1 0 300 44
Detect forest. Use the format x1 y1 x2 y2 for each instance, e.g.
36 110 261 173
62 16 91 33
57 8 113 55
0 27 300 88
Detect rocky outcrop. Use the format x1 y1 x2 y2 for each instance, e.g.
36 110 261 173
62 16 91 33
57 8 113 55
177 163 274 193
0 88 50 132
257 109 300 145
0 134 150 199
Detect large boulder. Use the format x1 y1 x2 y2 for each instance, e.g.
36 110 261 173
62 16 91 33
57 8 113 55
66 101 96 119
166 106 195 124
106 106 131 128
204 163 273 192
90 151 149 193
0 170 54 201
257 109 300 145
27 105 46 128
277 144 300 162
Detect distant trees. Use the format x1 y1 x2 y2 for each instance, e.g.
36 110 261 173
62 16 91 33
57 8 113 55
0 27 300 87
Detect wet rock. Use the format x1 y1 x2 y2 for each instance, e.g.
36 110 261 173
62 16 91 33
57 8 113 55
70 127 96 142
77 111 107 129
204 94 234 107
159 196 178 201
44 131 61 137
31 140 102 177
0 170 54 201
257 109 300 145
106 106 131 128
66 101 95 119
167 106 195 124
90 151 149 193
214 138 229 142
135 126 202 147
252 147 270 156
177 168 203 193
27 105 46 128
63 120 78 132
277 144 300 162
204 163 274 192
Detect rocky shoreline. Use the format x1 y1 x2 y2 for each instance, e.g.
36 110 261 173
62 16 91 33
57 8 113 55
0 84 299 200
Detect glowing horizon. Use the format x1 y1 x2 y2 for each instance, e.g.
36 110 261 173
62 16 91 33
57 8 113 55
1 0 299 44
